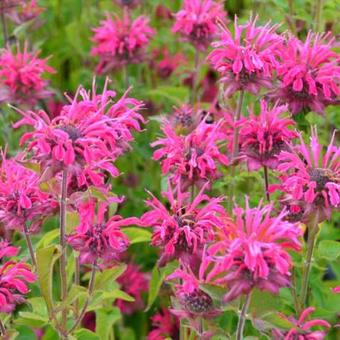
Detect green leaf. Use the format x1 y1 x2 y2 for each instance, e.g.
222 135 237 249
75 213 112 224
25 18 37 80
15 312 48 328
36 245 61 315
27 297 48 317
36 229 59 249
95 308 121 340
122 227 152 244
56 284 88 311
66 211 80 233
102 290 135 302
249 290 282 316
318 240 340 260
146 261 178 311
94 264 127 290
74 329 100 340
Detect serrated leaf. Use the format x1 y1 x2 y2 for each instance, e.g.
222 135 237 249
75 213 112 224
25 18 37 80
94 264 127 290
102 289 135 302
36 245 61 315
56 284 88 312
15 312 48 328
122 227 152 244
146 261 178 311
74 328 100 340
36 229 59 249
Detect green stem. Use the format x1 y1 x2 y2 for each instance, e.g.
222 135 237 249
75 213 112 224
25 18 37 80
232 90 245 159
314 0 323 32
23 223 37 267
236 292 252 340
0 7 8 46
0 319 5 337
74 256 80 318
263 166 270 202
60 169 68 334
68 262 97 334
190 49 200 104
299 211 319 311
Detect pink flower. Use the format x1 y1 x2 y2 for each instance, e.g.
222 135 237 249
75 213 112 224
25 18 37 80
209 200 301 302
208 17 282 97
147 308 179 340
0 240 19 260
116 263 149 314
273 32 340 115
272 307 331 340
67 200 138 264
140 181 227 266
0 244 36 313
172 0 226 51
14 79 144 188
152 119 229 188
151 47 186 79
6 0 44 25
0 154 57 233
92 11 155 73
239 100 297 170
0 44 55 105
166 250 221 321
333 286 340 294
278 128 339 221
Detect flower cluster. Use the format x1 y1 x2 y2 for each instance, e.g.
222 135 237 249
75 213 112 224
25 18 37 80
272 307 331 339
278 128 339 221
5 0 44 24
208 17 282 97
239 100 297 171
152 119 229 188
14 79 144 189
0 241 36 313
0 44 54 105
209 200 301 302
273 33 340 115
92 11 155 73
140 181 227 266
0 153 57 233
147 308 179 340
173 0 226 51
67 200 138 264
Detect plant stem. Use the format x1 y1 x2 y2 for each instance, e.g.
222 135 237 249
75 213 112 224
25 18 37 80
287 0 297 35
198 317 204 339
23 223 37 267
300 211 319 311
190 49 200 104
236 292 252 340
74 256 80 318
60 169 68 334
263 166 270 202
232 90 245 159
314 0 323 32
0 7 8 46
0 319 5 337
123 64 129 88
68 262 97 334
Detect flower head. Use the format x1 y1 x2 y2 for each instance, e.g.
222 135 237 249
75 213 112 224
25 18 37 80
0 44 54 105
140 181 227 266
14 79 144 188
210 200 301 302
151 47 186 79
0 239 19 259
166 250 221 321
0 244 36 313
67 200 138 264
208 17 282 97
92 11 155 73
239 100 297 170
172 0 226 51
272 307 331 340
152 119 229 188
0 153 57 233
278 128 339 221
116 263 149 314
273 32 340 115
147 308 179 340
5 0 44 24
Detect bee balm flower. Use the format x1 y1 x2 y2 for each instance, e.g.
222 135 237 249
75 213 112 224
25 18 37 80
92 12 155 73
209 200 301 302
208 17 282 97
172 0 226 51
239 100 297 171
0 44 54 105
278 128 339 221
